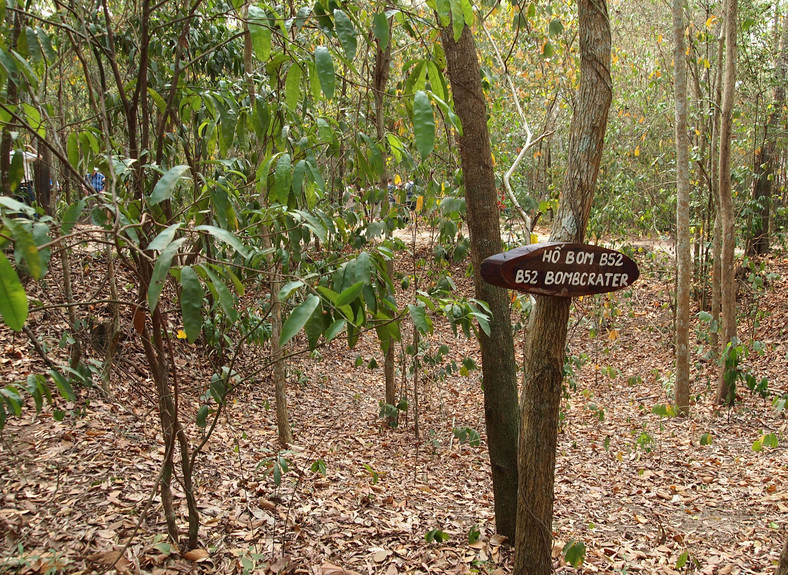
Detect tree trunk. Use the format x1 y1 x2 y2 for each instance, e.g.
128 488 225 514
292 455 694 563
748 13 788 256
710 23 724 360
440 24 520 541
673 0 691 416
715 0 738 405
514 0 611 572
778 533 788 575
372 12 397 417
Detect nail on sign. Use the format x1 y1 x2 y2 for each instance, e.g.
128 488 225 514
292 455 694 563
481 242 640 297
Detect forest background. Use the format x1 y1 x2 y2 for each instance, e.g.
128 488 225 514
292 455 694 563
0 0 787 573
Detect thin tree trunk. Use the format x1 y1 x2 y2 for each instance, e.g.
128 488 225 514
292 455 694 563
242 5 293 446
715 0 739 405
778 534 788 575
515 0 612 571
710 23 724 359
748 12 787 255
673 0 691 415
440 24 520 541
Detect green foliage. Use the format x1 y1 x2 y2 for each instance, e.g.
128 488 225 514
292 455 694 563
425 529 450 543
752 432 779 452
562 539 586 568
452 426 481 447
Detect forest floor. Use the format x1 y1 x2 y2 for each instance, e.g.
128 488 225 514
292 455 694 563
0 223 787 575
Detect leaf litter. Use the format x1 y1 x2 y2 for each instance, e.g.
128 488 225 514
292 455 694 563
0 238 786 574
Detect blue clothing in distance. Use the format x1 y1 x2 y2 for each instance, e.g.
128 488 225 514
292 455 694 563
86 171 106 192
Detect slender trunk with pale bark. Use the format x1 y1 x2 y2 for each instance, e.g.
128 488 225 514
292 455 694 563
514 1 611 571
715 0 738 405
673 0 691 415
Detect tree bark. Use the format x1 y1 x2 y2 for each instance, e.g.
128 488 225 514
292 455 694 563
748 12 787 256
778 533 788 575
715 0 738 405
673 0 691 415
440 24 520 541
514 0 611 572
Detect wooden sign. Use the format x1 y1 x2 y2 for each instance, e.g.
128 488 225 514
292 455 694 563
481 242 640 297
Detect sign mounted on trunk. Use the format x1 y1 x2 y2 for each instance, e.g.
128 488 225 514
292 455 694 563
481 242 640 298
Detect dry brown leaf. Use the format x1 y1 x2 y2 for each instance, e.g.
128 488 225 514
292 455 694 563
320 562 364 575
182 548 210 562
489 534 508 546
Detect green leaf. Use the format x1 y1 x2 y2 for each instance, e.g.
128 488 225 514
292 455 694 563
0 252 28 331
336 281 365 307
325 318 345 342
180 266 203 343
194 225 249 257
676 551 689 569
150 165 190 205
373 13 389 52
147 238 187 311
279 280 304 301
67 132 79 170
280 294 320 346
147 223 181 252
563 540 586 568
6 219 42 280
196 405 209 428
543 41 554 58
285 64 302 111
275 153 292 205
49 368 75 401
310 459 327 476
700 433 712 446
549 18 564 35
333 9 357 61
449 0 465 41
408 303 432 334
413 91 435 160
61 200 87 235
315 46 335 100
248 6 272 60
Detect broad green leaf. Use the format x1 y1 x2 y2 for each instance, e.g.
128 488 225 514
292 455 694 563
408 303 432 334
294 210 327 243
279 280 304 301
314 46 335 100
675 551 689 569
0 386 22 416
275 153 292 205
449 0 465 41
67 132 79 170
426 61 445 102
543 41 554 58
203 266 236 319
280 294 320 346
194 225 249 257
434 0 450 26
325 318 346 341
549 18 564 35
0 252 27 331
333 9 357 61
285 64 302 111
413 91 435 160
304 304 324 350
196 405 209 428
36 27 56 62
563 540 586 568
180 266 203 343
6 219 41 280
147 238 187 311
61 200 86 235
373 13 389 52
147 223 181 252
336 281 365 307
49 368 75 401
248 6 272 60
150 165 190 205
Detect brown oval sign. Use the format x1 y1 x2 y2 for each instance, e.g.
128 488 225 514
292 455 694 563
481 242 640 297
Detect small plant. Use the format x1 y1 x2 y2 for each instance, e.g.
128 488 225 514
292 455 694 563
425 529 450 543
453 426 481 447
310 459 327 476
562 539 586 568
700 433 713 446
752 432 779 452
468 525 481 544
379 397 408 427
362 463 379 485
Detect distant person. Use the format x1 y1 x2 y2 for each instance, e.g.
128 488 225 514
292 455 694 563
86 167 105 192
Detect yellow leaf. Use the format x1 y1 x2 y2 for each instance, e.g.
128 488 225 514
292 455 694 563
657 33 662 44
608 329 619 342
634 146 640 157
415 196 424 212
176 329 187 339
706 15 717 28
394 174 402 185
695 129 701 136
